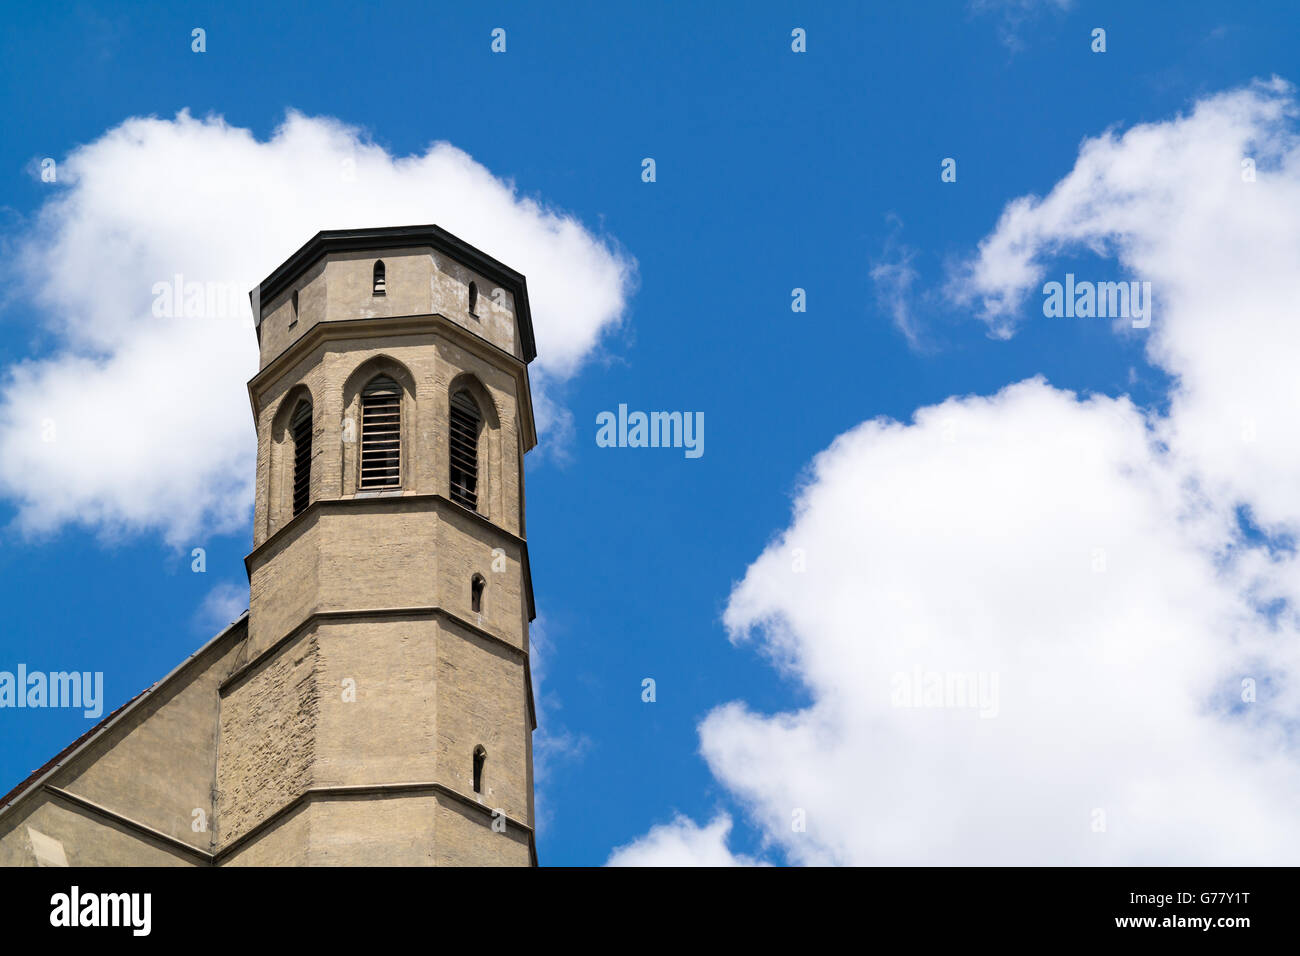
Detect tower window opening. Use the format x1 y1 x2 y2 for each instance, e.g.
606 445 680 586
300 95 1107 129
290 289 299 325
468 281 478 316
471 575 485 614
291 401 312 516
449 391 481 510
473 746 487 794
373 260 386 296
360 376 401 489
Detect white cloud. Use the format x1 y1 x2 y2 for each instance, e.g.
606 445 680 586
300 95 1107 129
952 77 1300 532
528 616 590 833
0 110 635 544
969 0 1073 51
194 581 248 635
606 814 761 867
709 379 1300 865
870 240 925 349
619 80 1300 865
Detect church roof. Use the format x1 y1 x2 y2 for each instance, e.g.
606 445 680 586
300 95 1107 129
0 611 249 821
250 225 537 363
0 689 147 813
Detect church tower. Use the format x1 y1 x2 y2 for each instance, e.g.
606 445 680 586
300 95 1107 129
220 226 539 865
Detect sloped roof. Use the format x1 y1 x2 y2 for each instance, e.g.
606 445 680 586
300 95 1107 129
0 689 147 812
0 612 249 820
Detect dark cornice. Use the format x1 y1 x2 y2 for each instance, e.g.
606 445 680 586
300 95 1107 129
249 225 537 364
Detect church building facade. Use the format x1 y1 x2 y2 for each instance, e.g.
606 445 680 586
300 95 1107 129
0 226 539 866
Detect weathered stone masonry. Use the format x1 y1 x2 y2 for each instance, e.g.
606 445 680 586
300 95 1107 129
0 226 540 866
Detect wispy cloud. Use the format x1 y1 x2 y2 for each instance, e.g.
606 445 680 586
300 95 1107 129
193 581 247 635
529 616 590 832
969 0 1073 51
870 233 925 349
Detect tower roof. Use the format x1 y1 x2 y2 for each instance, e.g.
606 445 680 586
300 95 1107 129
250 225 537 363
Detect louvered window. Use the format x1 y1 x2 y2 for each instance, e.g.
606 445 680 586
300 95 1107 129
449 391 480 509
360 376 401 489
373 260 386 296
291 402 312 516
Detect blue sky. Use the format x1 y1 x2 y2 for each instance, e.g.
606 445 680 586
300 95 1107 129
3 1 1300 866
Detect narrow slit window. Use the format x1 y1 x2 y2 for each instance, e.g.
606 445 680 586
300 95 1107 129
360 376 401 489
373 260 386 296
473 746 487 794
471 575 485 614
468 281 478 315
449 391 480 510
291 401 312 516
290 289 299 324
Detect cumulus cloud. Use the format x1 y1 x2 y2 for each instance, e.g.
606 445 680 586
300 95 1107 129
710 380 1300 865
619 79 1300 865
606 814 761 867
0 110 635 544
953 77 1300 532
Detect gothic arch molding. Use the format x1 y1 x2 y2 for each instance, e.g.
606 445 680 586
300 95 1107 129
446 371 502 519
341 355 417 496
268 383 315 535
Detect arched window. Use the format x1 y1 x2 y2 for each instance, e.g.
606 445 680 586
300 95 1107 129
468 281 478 315
449 391 481 509
291 400 312 516
373 260 386 296
360 376 401 489
471 574 485 614
472 746 487 794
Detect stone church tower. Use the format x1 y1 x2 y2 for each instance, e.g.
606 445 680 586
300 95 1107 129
0 226 539 866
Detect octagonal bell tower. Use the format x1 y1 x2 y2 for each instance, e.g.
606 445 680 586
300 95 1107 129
216 226 538 866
